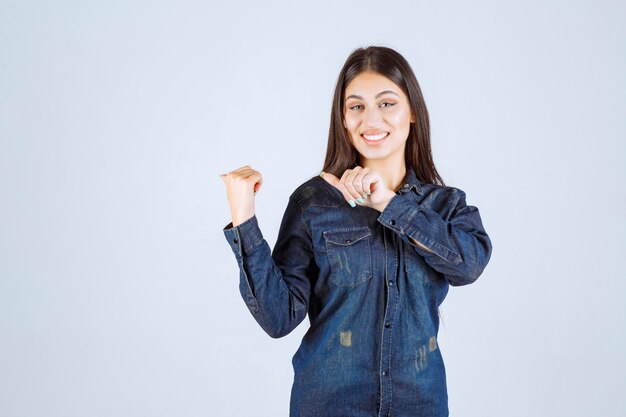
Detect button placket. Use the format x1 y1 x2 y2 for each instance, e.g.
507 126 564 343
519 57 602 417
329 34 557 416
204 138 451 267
378 226 400 417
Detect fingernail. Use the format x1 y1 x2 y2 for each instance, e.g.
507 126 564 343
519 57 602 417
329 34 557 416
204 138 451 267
361 195 367 200
356 197 364 203
348 199 356 208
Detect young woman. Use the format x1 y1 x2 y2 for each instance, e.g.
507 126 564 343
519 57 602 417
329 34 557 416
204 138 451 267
220 45 492 417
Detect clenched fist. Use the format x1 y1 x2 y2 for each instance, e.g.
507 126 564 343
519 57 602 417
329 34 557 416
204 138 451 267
219 165 263 227
320 166 396 212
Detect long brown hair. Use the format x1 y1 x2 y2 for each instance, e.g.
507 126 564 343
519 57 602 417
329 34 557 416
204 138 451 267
321 45 445 187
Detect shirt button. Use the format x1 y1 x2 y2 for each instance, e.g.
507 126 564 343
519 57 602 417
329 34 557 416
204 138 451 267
385 322 391 328
233 238 239 244
390 219 396 225
404 184 409 188
388 281 394 286
382 370 388 376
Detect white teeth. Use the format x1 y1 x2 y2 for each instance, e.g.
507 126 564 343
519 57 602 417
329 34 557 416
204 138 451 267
363 132 388 141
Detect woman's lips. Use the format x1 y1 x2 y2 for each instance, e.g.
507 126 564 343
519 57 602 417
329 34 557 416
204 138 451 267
362 132 389 145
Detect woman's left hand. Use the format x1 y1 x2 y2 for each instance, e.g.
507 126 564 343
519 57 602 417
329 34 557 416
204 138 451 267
320 166 396 212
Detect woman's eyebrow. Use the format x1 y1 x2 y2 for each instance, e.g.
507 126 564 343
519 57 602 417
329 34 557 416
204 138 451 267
345 90 400 101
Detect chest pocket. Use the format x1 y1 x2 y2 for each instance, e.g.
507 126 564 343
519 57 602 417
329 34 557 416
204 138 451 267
323 226 373 288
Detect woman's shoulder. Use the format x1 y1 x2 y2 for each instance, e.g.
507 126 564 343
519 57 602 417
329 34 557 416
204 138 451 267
419 181 479 214
289 174 344 209
421 181 468 198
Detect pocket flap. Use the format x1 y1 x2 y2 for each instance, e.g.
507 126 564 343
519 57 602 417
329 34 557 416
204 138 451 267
323 227 371 246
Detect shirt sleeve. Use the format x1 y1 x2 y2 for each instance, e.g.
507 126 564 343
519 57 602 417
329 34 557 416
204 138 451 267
377 188 492 286
222 195 317 338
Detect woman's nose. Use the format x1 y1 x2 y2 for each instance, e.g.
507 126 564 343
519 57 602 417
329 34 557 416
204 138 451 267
364 106 383 126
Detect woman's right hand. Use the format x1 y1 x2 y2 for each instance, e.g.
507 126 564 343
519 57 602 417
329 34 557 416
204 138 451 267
219 165 263 227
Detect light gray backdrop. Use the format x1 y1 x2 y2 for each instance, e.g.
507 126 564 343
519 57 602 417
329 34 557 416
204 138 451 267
1 1 624 416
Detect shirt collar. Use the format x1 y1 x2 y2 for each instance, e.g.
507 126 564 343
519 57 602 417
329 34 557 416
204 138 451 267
398 166 424 195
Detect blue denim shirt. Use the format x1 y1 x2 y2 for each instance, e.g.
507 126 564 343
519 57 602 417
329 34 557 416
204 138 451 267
223 166 492 417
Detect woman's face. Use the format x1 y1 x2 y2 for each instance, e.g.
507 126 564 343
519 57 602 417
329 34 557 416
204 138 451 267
343 71 415 167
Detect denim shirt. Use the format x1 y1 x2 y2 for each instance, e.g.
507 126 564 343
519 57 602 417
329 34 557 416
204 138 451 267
222 166 492 417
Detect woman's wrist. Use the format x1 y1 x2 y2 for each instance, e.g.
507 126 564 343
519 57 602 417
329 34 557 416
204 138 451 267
232 210 255 227
374 190 396 213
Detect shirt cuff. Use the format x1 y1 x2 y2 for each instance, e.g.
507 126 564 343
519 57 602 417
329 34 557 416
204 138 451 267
223 214 265 257
377 193 421 235
377 193 462 265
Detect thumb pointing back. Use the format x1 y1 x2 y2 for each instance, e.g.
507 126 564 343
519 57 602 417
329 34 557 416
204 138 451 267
320 170 339 187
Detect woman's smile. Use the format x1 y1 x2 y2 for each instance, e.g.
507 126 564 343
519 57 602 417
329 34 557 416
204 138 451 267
362 131 389 145
362 131 389 140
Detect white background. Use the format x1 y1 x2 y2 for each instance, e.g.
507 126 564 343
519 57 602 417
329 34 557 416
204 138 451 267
1 1 625 416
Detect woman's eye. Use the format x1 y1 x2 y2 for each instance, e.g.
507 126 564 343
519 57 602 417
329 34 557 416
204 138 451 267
349 103 395 110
